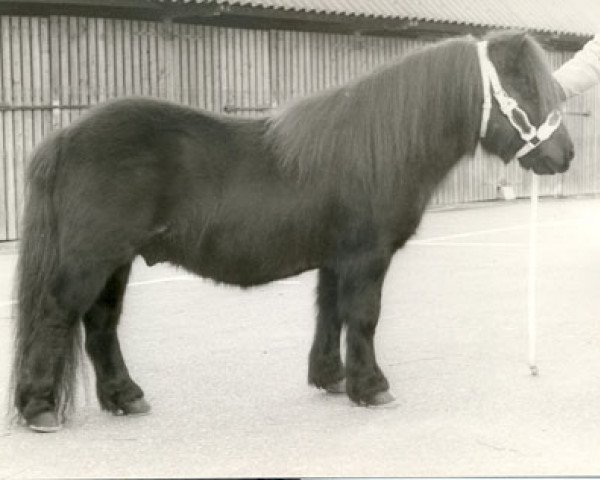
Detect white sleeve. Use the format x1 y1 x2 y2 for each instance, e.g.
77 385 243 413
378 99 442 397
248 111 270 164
554 34 600 98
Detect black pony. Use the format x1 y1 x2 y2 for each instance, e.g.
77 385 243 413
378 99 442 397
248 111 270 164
10 31 573 432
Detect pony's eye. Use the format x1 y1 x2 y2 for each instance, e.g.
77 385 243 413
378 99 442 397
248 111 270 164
547 110 562 127
510 107 533 133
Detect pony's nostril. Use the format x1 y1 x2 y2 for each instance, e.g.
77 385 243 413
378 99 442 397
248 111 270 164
567 148 575 162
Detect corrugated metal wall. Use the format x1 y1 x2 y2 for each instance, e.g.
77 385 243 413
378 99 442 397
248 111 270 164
0 15 598 240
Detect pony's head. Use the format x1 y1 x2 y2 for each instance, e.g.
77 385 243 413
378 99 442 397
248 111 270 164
479 32 574 174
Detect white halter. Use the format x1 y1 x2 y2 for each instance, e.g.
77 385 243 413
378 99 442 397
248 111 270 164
477 40 562 159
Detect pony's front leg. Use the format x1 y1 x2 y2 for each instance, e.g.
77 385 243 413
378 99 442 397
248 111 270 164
308 268 345 393
339 255 394 405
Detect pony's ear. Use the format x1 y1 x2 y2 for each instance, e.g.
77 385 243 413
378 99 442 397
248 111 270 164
489 31 529 73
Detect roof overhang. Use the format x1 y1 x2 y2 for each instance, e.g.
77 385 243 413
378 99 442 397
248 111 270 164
0 0 591 50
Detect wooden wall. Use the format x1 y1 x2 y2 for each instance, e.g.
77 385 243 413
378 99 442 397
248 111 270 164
0 15 598 240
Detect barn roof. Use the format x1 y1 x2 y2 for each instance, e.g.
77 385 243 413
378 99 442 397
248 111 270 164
0 0 596 45
158 0 599 38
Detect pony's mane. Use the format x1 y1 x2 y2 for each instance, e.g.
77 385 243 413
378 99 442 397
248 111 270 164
265 36 483 193
265 32 558 195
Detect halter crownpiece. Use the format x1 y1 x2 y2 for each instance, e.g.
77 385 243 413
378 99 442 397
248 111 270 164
477 40 562 159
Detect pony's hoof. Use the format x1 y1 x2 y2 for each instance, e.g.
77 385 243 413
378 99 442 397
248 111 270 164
121 397 151 416
367 391 396 406
325 379 346 394
27 412 61 433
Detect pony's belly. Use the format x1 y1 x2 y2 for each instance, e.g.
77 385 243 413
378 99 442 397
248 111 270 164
140 229 322 287
196 243 320 287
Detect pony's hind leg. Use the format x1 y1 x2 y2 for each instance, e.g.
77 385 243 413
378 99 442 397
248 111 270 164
339 254 394 406
83 263 150 416
15 259 114 431
308 268 346 393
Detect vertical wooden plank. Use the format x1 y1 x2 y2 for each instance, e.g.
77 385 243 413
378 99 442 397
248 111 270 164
0 18 7 240
207 26 219 112
242 28 251 115
59 16 70 126
49 16 61 131
131 20 141 95
281 30 289 100
261 29 271 110
280 30 288 101
149 21 158 97
123 20 132 96
30 16 42 146
78 16 88 111
180 24 189 105
68 17 79 122
11 17 24 237
2 15 16 238
251 29 260 113
226 28 235 112
157 20 167 99
87 17 97 105
122 19 133 96
324 33 332 89
31 17 43 147
97 18 108 102
296 31 304 94
20 16 32 232
173 23 182 102
317 32 325 91
216 27 227 112
115 20 124 97
40 16 51 137
300 31 308 95
293 31 301 97
139 21 149 96
278 30 286 101
340 34 349 85
286 30 293 99
307 32 315 94
234 28 244 115
269 30 279 107
195 25 206 109
188 24 197 107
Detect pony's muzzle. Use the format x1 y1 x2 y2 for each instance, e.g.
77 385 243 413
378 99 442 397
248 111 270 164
518 134 574 175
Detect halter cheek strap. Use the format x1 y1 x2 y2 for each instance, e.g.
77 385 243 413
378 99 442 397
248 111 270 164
477 40 562 159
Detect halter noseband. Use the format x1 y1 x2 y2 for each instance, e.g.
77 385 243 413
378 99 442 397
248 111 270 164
477 40 562 159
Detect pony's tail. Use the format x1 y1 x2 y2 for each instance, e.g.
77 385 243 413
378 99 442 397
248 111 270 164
9 132 82 423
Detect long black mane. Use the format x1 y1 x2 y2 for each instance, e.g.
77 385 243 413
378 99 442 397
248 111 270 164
266 36 483 196
266 32 560 198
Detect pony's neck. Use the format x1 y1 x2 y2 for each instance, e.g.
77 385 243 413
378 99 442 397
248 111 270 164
389 40 482 192
267 37 482 201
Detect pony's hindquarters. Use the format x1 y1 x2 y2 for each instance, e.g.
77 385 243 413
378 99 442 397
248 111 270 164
9 135 83 430
10 127 156 431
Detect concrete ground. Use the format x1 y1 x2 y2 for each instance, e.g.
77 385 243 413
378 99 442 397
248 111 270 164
1 198 600 478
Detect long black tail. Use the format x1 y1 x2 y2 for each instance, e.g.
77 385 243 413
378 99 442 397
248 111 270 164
9 132 82 421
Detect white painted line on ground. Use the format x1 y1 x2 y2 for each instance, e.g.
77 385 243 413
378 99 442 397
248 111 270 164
128 276 196 287
274 279 303 285
1 276 304 309
409 224 531 244
409 218 584 245
411 241 526 247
